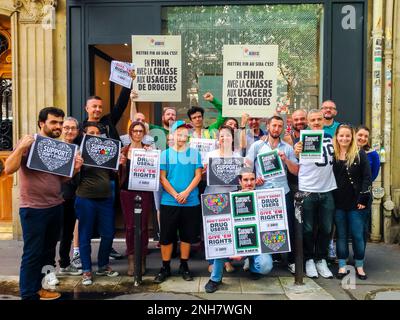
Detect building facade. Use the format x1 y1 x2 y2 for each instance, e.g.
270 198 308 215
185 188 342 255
0 0 399 243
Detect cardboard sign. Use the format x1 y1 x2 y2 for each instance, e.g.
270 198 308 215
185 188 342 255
80 135 121 170
222 45 278 117
207 157 244 186
189 138 217 164
27 134 77 177
257 149 285 179
128 149 161 191
109 60 135 89
132 35 181 102
300 130 324 163
201 188 291 259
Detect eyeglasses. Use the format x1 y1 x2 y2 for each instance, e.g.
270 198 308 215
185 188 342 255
132 130 144 134
63 127 77 131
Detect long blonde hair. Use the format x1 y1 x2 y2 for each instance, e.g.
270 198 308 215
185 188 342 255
333 124 359 167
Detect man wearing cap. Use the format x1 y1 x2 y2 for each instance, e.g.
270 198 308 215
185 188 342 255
154 120 203 283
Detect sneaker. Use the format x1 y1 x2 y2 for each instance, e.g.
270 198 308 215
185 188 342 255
315 259 334 279
179 264 193 281
109 248 124 260
71 253 82 269
205 279 221 293
44 272 60 286
37 288 61 300
243 258 250 271
96 266 119 277
82 272 93 286
249 272 262 280
328 241 337 260
287 263 296 275
305 259 319 279
154 267 171 283
59 264 83 276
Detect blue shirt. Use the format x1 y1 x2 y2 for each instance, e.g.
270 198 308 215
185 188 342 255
323 121 340 138
160 147 203 206
246 139 298 194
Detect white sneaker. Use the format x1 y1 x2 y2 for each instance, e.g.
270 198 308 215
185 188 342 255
243 258 250 271
45 272 60 286
315 259 334 279
305 259 318 278
288 263 296 274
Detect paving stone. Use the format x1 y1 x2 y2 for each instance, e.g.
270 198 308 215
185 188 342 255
241 277 284 295
199 277 241 294
158 276 200 293
279 277 335 300
195 293 288 300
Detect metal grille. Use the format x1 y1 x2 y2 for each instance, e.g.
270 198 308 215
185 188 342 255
163 4 323 124
0 78 12 151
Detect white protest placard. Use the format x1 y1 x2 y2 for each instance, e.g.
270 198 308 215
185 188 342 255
256 188 291 254
299 130 324 163
109 61 135 89
190 138 217 164
132 35 181 102
222 45 278 117
128 149 161 191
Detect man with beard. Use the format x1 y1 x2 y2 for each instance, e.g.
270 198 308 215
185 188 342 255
5 107 83 300
239 114 267 156
246 116 299 274
283 109 308 146
321 100 340 138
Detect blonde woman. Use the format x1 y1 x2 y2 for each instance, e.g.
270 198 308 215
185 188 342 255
332 124 371 280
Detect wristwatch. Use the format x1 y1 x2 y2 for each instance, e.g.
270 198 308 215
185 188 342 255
240 126 246 129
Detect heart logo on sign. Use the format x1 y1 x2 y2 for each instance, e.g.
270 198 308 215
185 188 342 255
86 137 118 166
203 194 229 214
37 139 73 172
262 231 286 252
211 158 242 184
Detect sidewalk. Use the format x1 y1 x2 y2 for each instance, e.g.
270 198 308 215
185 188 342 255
1 240 399 300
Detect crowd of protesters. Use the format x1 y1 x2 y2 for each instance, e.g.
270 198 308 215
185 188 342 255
4 78 379 299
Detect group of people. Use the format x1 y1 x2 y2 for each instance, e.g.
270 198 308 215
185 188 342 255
5 83 380 299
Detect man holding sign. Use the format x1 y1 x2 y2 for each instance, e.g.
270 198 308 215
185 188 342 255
245 115 299 273
5 107 83 300
205 168 273 293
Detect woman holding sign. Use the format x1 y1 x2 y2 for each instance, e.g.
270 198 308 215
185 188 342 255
204 126 243 274
332 124 372 280
119 121 153 276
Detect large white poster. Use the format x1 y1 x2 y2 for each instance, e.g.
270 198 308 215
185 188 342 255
131 35 181 102
128 149 161 191
222 45 278 117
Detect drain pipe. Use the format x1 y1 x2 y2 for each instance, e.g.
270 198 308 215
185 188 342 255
370 0 384 243
382 0 395 243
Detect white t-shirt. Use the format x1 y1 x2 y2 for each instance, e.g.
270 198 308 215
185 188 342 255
298 134 337 192
204 149 242 194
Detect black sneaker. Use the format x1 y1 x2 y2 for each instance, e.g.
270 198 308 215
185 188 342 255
249 272 262 280
179 264 193 281
154 267 171 284
109 248 124 260
204 280 221 293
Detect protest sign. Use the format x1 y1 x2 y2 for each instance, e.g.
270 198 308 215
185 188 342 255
300 130 324 163
257 149 285 179
27 134 77 177
132 35 181 101
201 193 235 260
189 138 217 164
256 188 291 254
201 188 291 259
80 135 121 170
128 149 160 191
109 61 135 89
207 157 244 186
222 45 278 117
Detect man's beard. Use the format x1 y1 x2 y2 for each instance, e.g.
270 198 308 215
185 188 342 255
293 124 306 132
270 132 281 139
323 114 333 120
163 118 174 128
45 127 61 138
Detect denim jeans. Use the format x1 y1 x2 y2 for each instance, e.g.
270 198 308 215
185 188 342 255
75 196 115 272
335 209 369 268
210 254 273 282
302 191 335 261
19 205 63 300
